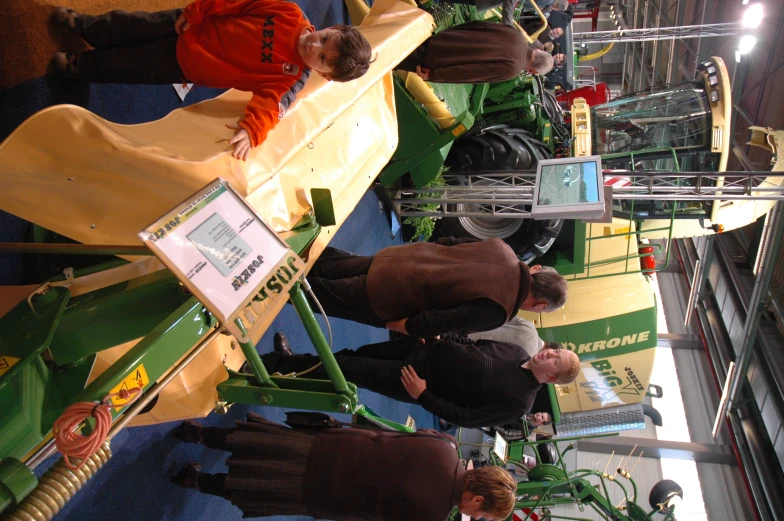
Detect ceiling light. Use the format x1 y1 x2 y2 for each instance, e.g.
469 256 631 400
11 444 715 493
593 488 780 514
742 4 763 28
738 34 757 54
710 89 720 102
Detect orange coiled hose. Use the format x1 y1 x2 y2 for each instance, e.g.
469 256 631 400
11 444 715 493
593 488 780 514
52 386 142 469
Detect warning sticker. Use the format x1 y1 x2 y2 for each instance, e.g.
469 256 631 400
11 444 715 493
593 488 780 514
0 356 20 377
109 364 149 407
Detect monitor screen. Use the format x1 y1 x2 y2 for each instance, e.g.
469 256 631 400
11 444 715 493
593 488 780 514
532 156 605 220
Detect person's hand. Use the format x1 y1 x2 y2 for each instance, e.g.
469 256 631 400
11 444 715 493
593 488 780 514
415 66 430 81
401 365 426 399
226 123 252 161
386 318 408 335
175 14 191 34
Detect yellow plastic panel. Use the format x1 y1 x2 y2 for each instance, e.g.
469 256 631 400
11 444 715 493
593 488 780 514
0 0 436 425
556 348 656 413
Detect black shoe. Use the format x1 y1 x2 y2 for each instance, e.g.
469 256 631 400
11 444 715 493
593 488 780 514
438 419 454 431
172 419 203 444
274 332 294 356
171 462 201 489
53 7 80 30
52 52 80 79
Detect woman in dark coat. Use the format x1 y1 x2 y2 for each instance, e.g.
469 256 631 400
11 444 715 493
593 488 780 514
170 413 517 521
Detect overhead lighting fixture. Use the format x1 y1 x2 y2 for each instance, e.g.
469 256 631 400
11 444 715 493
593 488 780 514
738 34 757 54
741 3 763 28
710 89 720 103
706 66 716 74
709 74 718 86
736 50 741 63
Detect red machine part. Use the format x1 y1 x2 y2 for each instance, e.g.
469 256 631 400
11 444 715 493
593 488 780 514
555 82 610 108
639 245 656 272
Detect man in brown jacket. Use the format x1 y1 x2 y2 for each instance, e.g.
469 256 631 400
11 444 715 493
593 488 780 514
396 21 554 83
170 413 517 521
306 238 567 338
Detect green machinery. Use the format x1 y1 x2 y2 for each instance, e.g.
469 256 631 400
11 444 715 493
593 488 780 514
437 425 685 521
378 4 757 268
492 433 683 521
0 197 410 519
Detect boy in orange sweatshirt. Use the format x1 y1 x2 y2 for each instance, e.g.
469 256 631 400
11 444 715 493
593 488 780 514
51 0 373 160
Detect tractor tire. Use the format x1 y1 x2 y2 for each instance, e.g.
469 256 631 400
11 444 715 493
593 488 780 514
432 125 563 264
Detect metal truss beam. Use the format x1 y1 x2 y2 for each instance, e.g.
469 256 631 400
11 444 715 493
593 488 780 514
575 22 739 45
393 171 784 219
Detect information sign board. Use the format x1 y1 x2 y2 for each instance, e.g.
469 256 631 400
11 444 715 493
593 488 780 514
140 179 305 340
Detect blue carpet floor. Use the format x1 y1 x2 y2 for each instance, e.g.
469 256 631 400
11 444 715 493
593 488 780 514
2 1 435 519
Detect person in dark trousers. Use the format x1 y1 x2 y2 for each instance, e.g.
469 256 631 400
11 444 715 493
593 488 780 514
261 336 580 428
486 412 553 441
50 0 373 159
170 413 517 521
525 24 564 49
305 238 568 339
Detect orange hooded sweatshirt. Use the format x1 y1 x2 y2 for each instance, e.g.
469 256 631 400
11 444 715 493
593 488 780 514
177 0 314 146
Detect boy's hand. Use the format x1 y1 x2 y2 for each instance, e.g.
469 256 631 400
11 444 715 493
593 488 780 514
401 366 426 399
175 14 191 34
226 123 252 161
415 66 430 81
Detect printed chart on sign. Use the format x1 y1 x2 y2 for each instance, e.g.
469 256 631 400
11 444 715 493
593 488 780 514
187 212 254 277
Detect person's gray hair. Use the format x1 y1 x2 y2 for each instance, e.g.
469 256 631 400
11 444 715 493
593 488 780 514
531 267 567 311
530 50 555 75
552 0 569 10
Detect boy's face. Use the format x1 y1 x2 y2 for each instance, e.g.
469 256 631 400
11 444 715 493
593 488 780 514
298 28 341 80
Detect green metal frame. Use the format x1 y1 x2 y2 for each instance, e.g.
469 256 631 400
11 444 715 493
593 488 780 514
378 77 488 187
458 433 677 521
216 281 359 414
0 209 413 514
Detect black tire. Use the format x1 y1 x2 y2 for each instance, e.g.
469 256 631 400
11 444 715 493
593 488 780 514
535 434 558 464
648 479 683 513
433 125 563 263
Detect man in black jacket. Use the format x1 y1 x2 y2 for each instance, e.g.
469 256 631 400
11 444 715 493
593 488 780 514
261 336 580 428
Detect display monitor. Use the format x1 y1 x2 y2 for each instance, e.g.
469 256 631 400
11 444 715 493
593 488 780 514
531 156 605 220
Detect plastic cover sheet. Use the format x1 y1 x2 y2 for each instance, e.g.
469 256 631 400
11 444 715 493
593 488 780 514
0 0 434 425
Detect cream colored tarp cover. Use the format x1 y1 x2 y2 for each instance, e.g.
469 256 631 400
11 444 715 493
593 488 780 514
1 0 434 427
